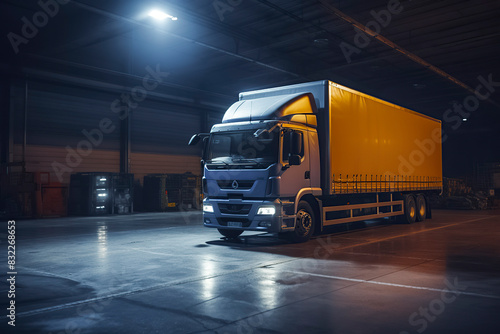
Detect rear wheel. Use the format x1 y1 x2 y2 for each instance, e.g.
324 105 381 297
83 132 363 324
416 194 427 222
402 194 417 224
286 201 315 243
217 229 243 239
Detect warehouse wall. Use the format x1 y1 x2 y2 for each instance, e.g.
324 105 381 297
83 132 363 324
12 144 201 185
7 77 223 185
13 144 120 183
27 81 121 150
0 78 10 164
131 97 201 156
130 152 201 183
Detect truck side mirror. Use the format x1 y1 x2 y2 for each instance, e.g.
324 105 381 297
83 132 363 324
188 134 201 146
289 154 301 166
201 137 209 161
188 133 210 146
291 131 302 155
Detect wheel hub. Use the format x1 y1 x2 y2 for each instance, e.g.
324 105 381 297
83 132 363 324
297 210 312 236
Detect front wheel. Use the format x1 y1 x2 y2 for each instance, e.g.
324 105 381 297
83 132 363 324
218 229 243 239
286 201 315 243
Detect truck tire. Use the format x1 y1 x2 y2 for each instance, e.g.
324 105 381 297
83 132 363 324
402 194 417 224
218 229 243 239
287 201 315 243
416 194 427 222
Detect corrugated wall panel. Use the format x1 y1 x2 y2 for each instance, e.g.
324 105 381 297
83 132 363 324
14 144 119 184
27 81 121 150
11 79 212 185
131 99 201 155
131 152 201 184
207 111 224 130
14 145 202 185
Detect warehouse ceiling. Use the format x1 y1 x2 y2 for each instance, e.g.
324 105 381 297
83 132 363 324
1 0 500 175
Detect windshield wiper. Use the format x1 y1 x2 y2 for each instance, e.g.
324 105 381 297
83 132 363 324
209 159 231 167
232 158 266 168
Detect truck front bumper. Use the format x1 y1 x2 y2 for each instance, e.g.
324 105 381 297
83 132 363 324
203 198 295 234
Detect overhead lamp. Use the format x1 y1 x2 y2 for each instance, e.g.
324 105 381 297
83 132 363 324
148 9 177 21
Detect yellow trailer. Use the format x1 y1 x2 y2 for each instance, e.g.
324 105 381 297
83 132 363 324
327 81 442 194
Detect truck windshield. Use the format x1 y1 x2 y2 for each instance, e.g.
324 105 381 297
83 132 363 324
206 130 279 169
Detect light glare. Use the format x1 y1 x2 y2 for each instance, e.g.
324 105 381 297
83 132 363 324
203 204 214 213
148 9 177 21
257 206 276 215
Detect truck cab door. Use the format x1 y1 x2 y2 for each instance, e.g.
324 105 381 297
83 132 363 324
280 129 310 197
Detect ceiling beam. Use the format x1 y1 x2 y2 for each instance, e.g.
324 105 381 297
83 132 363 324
317 0 500 109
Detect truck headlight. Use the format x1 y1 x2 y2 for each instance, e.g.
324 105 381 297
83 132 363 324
203 204 214 213
257 206 276 215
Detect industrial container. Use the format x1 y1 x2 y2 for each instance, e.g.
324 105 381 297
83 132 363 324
143 173 201 211
112 173 134 214
143 174 169 211
0 167 36 218
68 173 113 216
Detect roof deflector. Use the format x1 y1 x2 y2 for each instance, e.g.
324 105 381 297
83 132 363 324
222 92 317 123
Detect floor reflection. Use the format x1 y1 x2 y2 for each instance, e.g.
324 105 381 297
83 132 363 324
200 259 216 299
97 224 108 261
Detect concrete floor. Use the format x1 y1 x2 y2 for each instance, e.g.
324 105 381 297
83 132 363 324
1 209 500 334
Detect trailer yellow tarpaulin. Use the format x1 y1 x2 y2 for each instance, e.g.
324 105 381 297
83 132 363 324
328 82 442 194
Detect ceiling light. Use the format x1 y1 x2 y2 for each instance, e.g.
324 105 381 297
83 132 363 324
148 9 177 21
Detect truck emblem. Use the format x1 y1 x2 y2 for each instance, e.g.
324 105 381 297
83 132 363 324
232 180 239 189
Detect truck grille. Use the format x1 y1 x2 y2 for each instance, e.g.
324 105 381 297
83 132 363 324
218 204 252 214
217 180 254 190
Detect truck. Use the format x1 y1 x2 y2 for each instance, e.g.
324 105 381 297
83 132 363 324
189 80 442 242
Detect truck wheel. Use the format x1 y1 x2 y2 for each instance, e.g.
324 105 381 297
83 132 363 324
287 201 315 243
402 194 417 224
416 194 427 222
218 229 243 239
